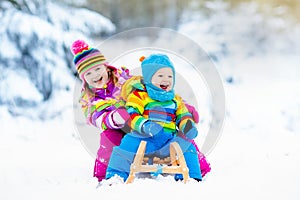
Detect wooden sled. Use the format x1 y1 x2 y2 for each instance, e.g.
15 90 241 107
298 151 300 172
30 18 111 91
126 141 189 184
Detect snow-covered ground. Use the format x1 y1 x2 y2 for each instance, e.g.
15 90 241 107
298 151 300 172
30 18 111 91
1 1 300 200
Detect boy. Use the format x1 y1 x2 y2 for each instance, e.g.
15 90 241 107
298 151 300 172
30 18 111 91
105 54 202 183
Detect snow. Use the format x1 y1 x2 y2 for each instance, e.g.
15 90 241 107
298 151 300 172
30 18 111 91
0 69 43 105
45 2 116 36
1 1 300 200
0 0 116 110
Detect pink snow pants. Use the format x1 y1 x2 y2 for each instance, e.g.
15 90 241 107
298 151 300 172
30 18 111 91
193 141 211 177
93 129 124 181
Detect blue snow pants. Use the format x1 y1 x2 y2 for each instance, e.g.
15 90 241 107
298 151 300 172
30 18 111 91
105 132 202 181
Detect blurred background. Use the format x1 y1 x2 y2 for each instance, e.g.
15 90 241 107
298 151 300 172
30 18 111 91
1 0 300 199
79 0 300 32
1 0 299 117
0 0 299 118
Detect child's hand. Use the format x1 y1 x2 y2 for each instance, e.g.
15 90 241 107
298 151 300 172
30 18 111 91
185 103 199 124
182 120 198 139
142 121 164 137
112 107 130 128
142 121 174 147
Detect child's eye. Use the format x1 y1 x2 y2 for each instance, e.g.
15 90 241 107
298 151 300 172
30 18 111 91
168 75 173 78
158 75 163 77
85 72 91 76
95 67 101 71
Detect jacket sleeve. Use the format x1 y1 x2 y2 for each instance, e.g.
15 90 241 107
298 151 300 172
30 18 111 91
125 90 148 133
92 99 126 130
174 94 194 131
80 94 124 131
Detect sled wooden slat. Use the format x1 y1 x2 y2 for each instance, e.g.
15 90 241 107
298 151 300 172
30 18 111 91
126 141 189 184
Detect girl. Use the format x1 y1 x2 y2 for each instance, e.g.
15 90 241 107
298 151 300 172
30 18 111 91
71 40 131 182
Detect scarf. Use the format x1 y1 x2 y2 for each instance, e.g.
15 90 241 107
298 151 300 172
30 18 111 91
145 84 174 102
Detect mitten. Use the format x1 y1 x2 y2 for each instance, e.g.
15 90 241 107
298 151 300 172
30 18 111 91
182 120 198 139
142 121 174 148
111 107 130 128
185 103 199 124
141 121 164 137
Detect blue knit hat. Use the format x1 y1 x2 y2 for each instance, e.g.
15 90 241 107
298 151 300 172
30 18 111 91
140 54 175 86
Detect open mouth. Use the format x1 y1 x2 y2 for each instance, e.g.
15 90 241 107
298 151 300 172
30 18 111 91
160 84 169 91
93 76 103 84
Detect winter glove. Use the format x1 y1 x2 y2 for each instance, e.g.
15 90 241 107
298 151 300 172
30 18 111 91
142 121 174 148
111 107 130 128
185 103 199 124
141 121 164 137
182 120 198 140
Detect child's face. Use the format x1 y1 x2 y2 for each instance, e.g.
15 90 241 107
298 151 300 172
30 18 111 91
83 65 109 88
151 67 174 92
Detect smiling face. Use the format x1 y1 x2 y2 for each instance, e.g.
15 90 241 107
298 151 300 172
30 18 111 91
151 67 174 92
83 65 109 88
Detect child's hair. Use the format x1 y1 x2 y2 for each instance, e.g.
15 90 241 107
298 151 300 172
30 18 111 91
107 65 119 85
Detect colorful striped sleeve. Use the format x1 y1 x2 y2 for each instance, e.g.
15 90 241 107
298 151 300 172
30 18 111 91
84 98 125 130
174 94 194 131
96 99 126 130
126 90 148 133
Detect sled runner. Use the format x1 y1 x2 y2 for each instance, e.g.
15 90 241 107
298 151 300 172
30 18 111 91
126 141 189 184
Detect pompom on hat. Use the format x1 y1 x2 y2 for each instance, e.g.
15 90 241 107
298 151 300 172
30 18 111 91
71 40 116 81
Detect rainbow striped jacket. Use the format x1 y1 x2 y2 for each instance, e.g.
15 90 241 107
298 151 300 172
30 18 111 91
126 82 194 135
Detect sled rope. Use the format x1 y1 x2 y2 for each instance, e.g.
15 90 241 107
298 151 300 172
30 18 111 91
150 164 163 177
